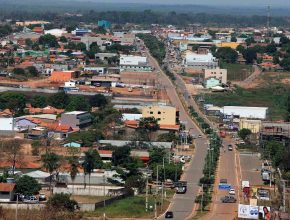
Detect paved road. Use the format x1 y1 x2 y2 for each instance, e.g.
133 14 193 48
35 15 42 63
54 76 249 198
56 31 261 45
144 48 208 220
206 139 240 220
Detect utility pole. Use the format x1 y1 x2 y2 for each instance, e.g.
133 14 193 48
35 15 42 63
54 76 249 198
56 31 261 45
282 179 286 212
15 193 18 220
103 174 106 220
145 175 148 212
156 166 159 195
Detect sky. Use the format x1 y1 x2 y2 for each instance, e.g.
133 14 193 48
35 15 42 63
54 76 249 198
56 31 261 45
90 0 286 7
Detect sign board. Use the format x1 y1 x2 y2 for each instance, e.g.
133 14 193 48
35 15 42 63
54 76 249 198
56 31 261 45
238 204 270 219
218 184 231 190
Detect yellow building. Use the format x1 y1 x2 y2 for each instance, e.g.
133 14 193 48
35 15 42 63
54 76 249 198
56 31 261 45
239 119 262 134
142 105 178 126
216 42 240 49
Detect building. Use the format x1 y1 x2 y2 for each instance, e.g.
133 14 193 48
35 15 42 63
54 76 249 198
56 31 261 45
44 28 68 37
0 183 16 202
220 106 268 119
95 53 118 61
183 51 218 69
26 170 52 185
142 105 178 126
98 20 111 29
49 71 76 82
0 118 15 131
72 28 92 36
60 111 91 129
83 67 107 75
63 142 82 148
204 77 221 89
239 119 262 133
204 68 227 84
260 122 290 140
120 55 153 72
120 71 157 86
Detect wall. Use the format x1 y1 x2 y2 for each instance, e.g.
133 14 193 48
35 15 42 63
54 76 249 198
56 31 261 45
142 106 177 126
0 203 45 210
204 68 227 84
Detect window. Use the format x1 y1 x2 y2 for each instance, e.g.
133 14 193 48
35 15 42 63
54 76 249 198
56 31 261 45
150 111 153 114
158 111 161 114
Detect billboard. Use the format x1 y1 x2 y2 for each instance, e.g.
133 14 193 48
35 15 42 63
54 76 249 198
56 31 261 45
238 204 258 219
218 183 231 190
238 204 271 220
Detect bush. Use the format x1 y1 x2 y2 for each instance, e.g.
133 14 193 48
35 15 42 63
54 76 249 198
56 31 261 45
46 193 78 211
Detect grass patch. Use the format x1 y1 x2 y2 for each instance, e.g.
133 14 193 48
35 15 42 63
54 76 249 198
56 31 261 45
220 62 253 81
85 195 169 218
191 210 209 219
201 85 289 120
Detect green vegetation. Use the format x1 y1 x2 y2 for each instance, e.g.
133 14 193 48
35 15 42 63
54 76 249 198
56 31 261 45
220 62 253 81
201 86 289 120
89 196 162 218
0 92 27 116
137 34 165 65
47 193 78 212
215 47 238 63
238 128 252 141
15 175 41 195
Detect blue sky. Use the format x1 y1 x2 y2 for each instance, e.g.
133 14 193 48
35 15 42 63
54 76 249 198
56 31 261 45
91 0 285 7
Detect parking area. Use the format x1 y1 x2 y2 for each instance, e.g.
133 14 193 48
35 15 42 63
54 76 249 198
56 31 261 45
239 152 264 186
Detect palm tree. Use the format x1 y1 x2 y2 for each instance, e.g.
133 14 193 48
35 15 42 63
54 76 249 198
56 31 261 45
82 148 103 189
42 152 60 192
69 156 79 194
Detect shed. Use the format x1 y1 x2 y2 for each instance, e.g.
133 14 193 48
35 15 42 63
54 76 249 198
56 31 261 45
0 183 16 202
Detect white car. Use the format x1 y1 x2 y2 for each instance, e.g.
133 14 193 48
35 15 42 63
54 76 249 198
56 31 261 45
229 189 236 195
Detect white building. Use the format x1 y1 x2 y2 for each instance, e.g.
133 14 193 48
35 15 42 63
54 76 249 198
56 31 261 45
183 51 218 69
44 28 67 37
220 106 268 119
119 55 152 72
204 68 227 84
0 118 15 131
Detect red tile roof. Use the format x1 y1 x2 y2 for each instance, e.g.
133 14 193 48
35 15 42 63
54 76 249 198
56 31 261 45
0 183 16 192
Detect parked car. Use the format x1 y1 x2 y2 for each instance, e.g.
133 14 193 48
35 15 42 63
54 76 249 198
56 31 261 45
221 196 236 203
198 134 202 138
23 196 39 204
39 194 46 201
165 211 174 218
229 188 236 195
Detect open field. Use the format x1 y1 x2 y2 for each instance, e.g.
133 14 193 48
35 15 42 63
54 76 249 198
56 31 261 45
220 62 254 81
84 195 170 218
201 85 289 120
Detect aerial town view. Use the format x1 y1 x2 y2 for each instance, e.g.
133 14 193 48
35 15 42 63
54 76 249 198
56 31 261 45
0 0 290 219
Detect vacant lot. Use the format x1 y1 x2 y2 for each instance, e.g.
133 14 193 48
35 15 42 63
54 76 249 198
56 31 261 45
220 62 254 81
202 85 289 120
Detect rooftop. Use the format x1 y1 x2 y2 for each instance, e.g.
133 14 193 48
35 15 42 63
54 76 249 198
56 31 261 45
0 183 16 192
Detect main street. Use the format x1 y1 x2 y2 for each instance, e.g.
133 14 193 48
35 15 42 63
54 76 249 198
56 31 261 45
144 47 208 220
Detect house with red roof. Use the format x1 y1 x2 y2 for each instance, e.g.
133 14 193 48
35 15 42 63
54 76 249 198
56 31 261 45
0 183 16 202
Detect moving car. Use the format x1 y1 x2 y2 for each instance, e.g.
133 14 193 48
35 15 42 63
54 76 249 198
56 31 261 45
229 188 236 195
165 211 174 218
198 134 202 138
221 196 236 203
228 144 233 151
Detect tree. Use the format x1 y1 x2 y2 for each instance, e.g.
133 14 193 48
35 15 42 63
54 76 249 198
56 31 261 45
13 68 25 75
25 38 33 47
67 130 97 147
237 128 252 141
69 156 79 194
46 193 78 211
231 36 237 42
243 48 257 64
125 175 145 194
83 148 103 188
47 92 69 109
15 175 41 195
66 95 90 111
76 42 87 51
1 139 24 175
89 94 108 108
59 36 67 43
31 140 41 156
138 117 160 140
215 47 238 63
0 92 26 116
280 57 290 71
157 132 178 142
236 45 245 54
112 146 131 166
31 95 47 108
192 45 199 51
42 152 61 190
265 44 277 54
26 66 39 77
149 147 166 166
39 34 59 48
